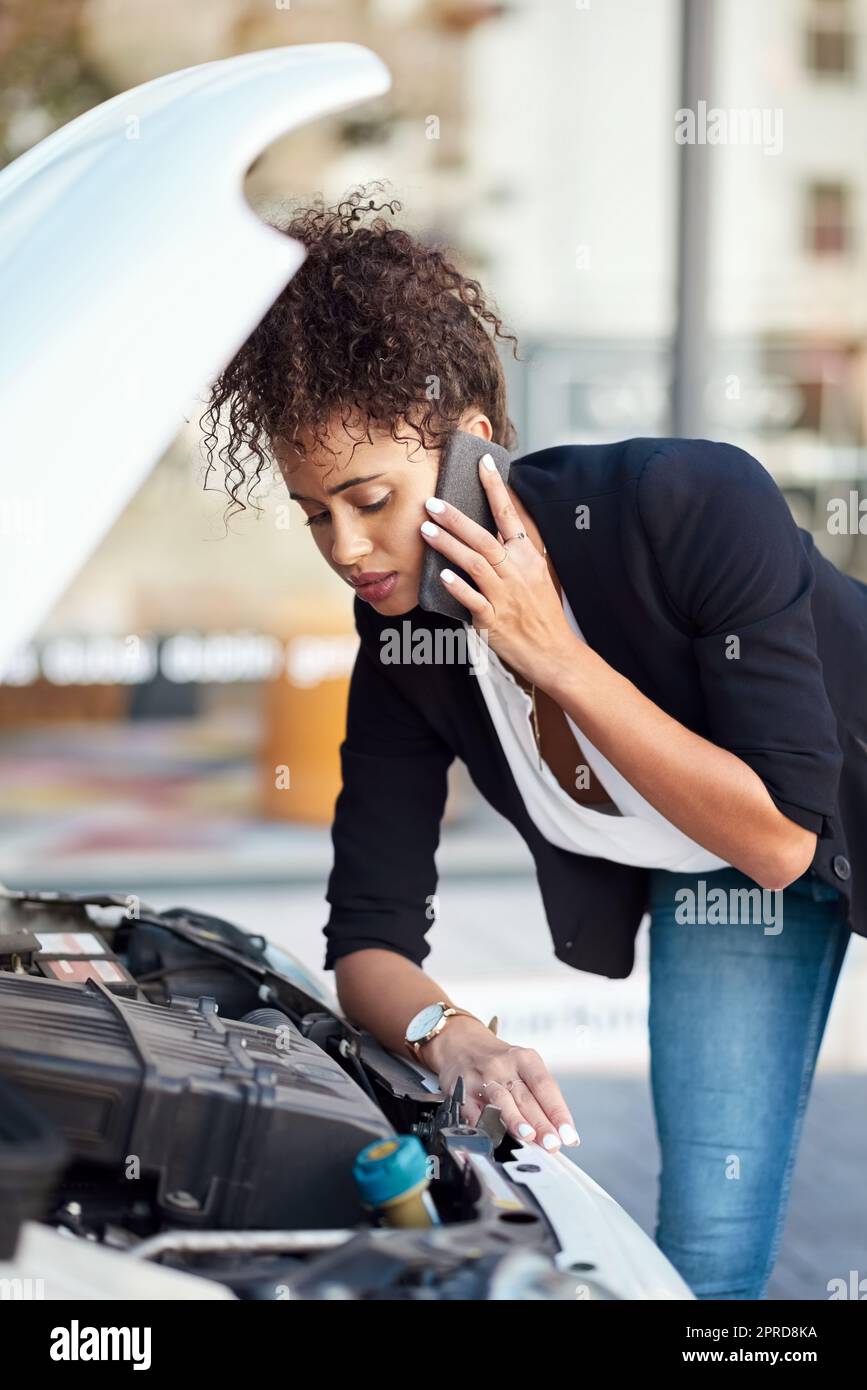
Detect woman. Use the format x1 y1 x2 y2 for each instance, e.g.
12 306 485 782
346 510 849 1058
204 185 866 1299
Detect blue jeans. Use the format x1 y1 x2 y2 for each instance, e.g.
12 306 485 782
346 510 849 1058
647 864 850 1299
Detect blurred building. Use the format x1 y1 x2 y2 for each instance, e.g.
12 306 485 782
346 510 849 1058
2 0 863 665
463 0 867 577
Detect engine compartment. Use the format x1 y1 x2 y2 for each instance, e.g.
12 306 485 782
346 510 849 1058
0 888 593 1300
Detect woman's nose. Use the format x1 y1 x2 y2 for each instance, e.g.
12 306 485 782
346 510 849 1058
330 521 371 568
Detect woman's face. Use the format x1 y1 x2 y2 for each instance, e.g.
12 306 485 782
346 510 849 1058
274 409 493 616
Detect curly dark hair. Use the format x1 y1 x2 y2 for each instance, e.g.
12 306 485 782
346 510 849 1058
200 181 520 522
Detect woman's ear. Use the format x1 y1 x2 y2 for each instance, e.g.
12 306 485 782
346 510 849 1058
457 408 493 442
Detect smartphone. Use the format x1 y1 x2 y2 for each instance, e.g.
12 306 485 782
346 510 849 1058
417 430 513 620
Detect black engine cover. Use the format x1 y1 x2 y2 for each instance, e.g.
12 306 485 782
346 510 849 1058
0 972 393 1229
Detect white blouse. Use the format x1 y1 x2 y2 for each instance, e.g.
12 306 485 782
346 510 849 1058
464 590 730 873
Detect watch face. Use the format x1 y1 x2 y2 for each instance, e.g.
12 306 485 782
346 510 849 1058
407 1002 445 1043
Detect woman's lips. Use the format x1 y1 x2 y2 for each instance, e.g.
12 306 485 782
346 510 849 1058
351 572 398 602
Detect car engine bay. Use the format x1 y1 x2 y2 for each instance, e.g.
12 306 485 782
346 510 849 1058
0 887 611 1301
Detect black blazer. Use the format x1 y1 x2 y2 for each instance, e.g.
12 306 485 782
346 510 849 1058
322 437 867 979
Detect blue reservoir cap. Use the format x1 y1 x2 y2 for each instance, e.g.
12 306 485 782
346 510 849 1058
353 1134 428 1206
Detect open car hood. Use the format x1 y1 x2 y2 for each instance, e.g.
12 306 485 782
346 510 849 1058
0 43 390 670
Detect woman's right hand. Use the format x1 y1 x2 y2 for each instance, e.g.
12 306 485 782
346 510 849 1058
421 1016 580 1152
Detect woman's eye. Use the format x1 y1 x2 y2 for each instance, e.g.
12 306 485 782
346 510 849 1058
303 494 391 528
359 494 391 515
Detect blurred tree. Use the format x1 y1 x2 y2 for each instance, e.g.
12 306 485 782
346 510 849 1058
0 0 113 167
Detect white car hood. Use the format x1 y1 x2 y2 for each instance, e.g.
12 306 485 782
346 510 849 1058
0 43 390 670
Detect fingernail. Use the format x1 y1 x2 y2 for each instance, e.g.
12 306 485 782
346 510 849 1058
542 1133 560 1151
479 453 496 471
425 496 445 513
440 569 456 584
559 1123 580 1146
518 1123 535 1138
420 520 439 536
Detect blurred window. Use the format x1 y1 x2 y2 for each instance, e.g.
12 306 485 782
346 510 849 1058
805 0 856 76
804 180 853 255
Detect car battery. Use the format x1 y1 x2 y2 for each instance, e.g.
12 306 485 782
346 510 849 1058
0 916 137 999
31 927 138 997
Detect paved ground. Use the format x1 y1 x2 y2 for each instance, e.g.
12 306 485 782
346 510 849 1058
555 1073 867 1301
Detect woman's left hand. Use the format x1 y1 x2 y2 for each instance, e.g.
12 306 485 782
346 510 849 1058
420 452 576 688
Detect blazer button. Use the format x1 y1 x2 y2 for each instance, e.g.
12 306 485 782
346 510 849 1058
832 855 851 880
